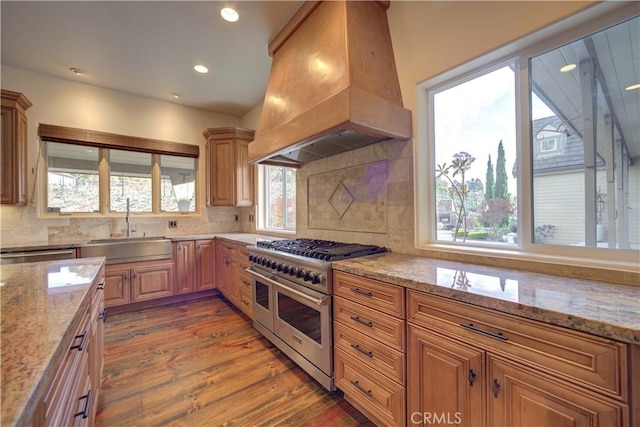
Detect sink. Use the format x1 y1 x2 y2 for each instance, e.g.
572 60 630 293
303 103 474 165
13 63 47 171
81 237 173 264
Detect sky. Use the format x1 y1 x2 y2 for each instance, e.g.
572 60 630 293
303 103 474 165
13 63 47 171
433 65 554 197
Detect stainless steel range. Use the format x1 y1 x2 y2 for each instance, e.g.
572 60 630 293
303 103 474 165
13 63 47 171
245 239 387 391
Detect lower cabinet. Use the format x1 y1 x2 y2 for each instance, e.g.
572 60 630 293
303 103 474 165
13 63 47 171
407 290 630 427
33 268 105 426
104 260 174 307
215 239 253 319
195 239 216 290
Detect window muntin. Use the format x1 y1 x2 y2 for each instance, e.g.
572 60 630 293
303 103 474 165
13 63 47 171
540 138 558 152
46 142 99 213
417 8 639 267
109 150 152 213
258 165 296 232
160 155 196 213
432 65 517 245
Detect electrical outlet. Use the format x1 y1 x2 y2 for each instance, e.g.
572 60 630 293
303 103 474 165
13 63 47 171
249 214 254 223
168 220 178 228
234 214 239 222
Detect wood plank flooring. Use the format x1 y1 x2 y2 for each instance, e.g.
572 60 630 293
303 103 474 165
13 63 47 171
96 296 375 427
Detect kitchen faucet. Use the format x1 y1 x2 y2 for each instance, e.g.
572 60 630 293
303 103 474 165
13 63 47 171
126 198 137 238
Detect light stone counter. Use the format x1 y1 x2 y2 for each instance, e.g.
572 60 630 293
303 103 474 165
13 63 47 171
0 257 105 426
333 252 640 345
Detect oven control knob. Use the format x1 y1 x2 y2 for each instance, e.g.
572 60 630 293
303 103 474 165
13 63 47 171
260 258 266 266
248 254 254 262
311 274 322 284
276 263 284 271
303 271 313 281
296 269 305 278
271 262 279 270
265 260 272 268
290 267 298 276
282 265 290 274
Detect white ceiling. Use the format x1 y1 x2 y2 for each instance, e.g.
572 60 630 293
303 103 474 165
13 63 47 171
0 1 303 117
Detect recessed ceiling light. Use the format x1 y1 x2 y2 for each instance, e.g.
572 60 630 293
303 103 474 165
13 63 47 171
69 67 86 76
560 64 576 73
625 83 640 91
221 7 239 22
194 65 209 74
171 93 181 99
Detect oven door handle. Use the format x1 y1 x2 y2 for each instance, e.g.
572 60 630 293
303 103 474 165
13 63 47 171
245 267 330 307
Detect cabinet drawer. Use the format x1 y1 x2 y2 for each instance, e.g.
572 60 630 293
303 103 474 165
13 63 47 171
335 295 404 351
335 347 405 427
238 287 253 318
238 271 253 292
334 271 404 317
408 290 628 400
334 321 405 385
237 245 250 260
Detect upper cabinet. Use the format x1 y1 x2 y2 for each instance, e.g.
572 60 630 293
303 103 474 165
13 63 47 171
1 90 32 205
203 127 254 207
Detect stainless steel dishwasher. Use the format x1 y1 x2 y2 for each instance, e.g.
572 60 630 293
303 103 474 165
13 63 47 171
0 248 77 265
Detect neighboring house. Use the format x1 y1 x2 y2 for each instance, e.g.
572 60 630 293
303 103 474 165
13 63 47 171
532 116 639 248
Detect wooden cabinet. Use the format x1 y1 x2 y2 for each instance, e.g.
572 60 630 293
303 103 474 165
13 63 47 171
195 239 216 290
1 90 31 205
407 290 630 427
215 238 253 319
174 241 195 294
104 260 174 306
203 127 254 207
33 267 105 427
333 271 406 427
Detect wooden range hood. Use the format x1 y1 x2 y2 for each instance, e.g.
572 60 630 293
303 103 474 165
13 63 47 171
249 0 412 167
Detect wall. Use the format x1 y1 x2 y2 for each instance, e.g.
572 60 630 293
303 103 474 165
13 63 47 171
0 65 244 247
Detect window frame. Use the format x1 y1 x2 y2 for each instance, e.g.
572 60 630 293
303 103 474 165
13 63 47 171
256 164 296 234
414 3 639 271
38 125 199 217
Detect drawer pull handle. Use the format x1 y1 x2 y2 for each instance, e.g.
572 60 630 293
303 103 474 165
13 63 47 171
492 379 501 398
468 369 477 386
350 380 372 397
460 323 508 341
350 288 373 298
71 331 88 351
97 282 105 290
74 389 92 419
351 343 373 358
101 309 108 323
350 316 373 328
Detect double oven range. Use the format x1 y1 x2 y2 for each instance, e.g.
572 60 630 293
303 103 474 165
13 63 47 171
245 239 387 391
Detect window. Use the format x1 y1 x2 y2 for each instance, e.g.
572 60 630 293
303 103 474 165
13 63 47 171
257 165 296 232
416 6 639 268
46 142 99 213
44 144 197 215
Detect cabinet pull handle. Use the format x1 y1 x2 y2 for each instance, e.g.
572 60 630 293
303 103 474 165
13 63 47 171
101 309 108 323
124 273 129 281
460 323 508 341
350 288 373 298
132 272 137 280
468 368 477 386
350 343 373 358
74 389 92 419
70 331 88 351
97 282 105 290
492 379 501 398
350 380 372 397
350 316 373 328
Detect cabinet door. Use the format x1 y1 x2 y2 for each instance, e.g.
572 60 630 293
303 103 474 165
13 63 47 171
104 266 131 307
487 356 627 427
196 239 216 290
174 241 195 294
408 324 485 427
235 140 252 206
131 262 174 302
211 139 235 206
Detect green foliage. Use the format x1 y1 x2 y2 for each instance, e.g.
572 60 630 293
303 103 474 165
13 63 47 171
467 231 488 240
494 140 509 200
485 155 494 200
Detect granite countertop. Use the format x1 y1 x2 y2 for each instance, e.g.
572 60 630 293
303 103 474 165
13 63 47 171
333 252 640 345
0 257 105 427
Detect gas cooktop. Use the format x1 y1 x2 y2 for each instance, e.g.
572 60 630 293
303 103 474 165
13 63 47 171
255 238 387 261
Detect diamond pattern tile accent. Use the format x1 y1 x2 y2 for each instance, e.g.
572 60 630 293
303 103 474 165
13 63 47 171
328 181 354 219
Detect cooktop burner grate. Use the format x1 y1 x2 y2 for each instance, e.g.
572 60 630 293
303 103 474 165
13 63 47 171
256 238 387 261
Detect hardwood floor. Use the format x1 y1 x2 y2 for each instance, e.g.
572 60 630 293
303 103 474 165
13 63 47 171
96 296 374 427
